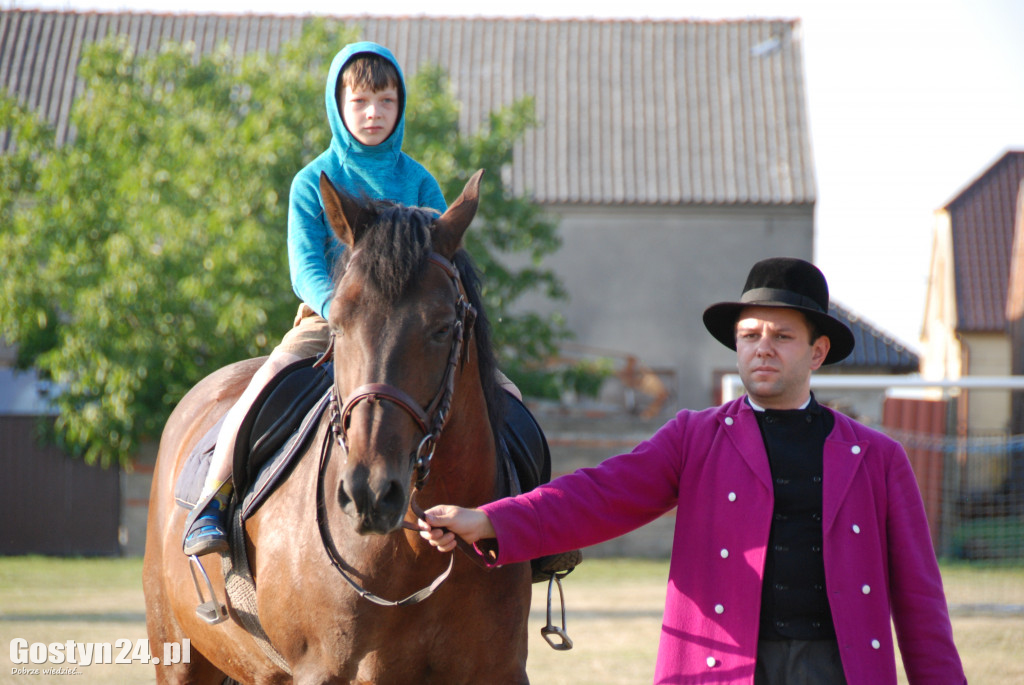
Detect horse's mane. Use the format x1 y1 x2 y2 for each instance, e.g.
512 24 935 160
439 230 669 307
336 201 507 442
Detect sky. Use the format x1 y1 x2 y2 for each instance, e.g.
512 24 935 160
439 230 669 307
12 0 1024 351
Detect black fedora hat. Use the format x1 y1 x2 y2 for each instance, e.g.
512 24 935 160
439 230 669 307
702 257 854 365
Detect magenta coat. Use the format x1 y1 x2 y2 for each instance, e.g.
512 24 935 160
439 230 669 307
482 397 965 684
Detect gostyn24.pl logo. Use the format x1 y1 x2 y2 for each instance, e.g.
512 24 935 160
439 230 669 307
9 638 190 671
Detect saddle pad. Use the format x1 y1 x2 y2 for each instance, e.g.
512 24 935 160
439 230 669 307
173 414 226 508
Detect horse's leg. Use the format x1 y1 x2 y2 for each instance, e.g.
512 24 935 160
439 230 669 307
144 464 230 684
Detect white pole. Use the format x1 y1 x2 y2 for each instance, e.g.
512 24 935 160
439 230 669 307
719 374 1024 404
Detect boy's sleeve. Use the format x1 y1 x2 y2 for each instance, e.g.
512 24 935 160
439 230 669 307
288 172 340 320
421 175 448 215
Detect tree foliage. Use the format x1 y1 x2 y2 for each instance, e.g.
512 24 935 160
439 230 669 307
0 20 567 466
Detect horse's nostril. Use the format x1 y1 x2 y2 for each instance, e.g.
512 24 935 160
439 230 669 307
378 478 406 515
339 464 408 532
337 482 353 510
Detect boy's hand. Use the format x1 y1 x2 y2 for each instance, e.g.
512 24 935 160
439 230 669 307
417 505 495 553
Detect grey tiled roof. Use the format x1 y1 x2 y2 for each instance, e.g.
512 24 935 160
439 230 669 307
943 150 1024 333
1 9 816 207
830 302 920 372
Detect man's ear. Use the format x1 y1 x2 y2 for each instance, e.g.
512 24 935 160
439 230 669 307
809 335 831 371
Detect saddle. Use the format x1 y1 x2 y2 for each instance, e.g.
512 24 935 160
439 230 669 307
174 355 332 519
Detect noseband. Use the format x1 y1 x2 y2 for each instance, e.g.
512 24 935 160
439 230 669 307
328 251 477 489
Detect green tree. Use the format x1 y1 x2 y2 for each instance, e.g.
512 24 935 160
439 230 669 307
0 20 567 467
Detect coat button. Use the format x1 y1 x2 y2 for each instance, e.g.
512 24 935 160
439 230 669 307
720 548 729 559
871 639 881 649
724 417 734 426
851 445 861 455
728 492 737 502
861 584 871 594
852 524 861 534
706 656 717 667
715 604 725 614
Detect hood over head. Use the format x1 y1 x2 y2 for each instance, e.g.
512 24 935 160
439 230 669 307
326 41 406 162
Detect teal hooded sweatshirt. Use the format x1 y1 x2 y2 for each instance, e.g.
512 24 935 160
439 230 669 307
287 42 447 320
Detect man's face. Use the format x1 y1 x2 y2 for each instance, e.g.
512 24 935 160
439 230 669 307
734 306 830 410
341 85 400 146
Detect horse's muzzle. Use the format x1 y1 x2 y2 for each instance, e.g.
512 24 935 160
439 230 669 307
337 462 410 535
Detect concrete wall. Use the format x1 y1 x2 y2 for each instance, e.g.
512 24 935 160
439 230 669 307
514 203 815 413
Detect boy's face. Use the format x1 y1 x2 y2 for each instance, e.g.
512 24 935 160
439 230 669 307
341 85 400 146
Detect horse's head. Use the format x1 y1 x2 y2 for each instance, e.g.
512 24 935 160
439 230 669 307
319 170 486 535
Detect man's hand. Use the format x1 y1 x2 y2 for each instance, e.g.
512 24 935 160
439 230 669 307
417 505 495 553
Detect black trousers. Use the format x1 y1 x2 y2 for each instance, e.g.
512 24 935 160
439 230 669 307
754 639 847 685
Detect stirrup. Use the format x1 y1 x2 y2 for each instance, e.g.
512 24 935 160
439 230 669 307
539 571 573 651
188 555 228 625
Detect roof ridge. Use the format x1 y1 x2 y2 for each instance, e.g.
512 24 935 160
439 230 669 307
942 148 1024 209
8 8 800 26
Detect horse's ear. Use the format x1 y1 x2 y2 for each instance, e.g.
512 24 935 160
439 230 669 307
320 171 363 248
433 169 484 259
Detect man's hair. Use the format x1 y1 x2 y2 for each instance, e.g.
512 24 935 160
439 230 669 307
804 313 827 347
338 53 401 99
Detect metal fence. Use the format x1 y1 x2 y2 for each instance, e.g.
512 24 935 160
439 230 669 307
0 415 121 556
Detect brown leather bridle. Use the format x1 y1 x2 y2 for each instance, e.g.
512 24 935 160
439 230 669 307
328 251 477 490
315 250 486 608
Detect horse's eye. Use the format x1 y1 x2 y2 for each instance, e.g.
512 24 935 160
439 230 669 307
431 324 452 342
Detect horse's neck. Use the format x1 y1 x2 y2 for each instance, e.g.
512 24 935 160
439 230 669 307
428 356 499 507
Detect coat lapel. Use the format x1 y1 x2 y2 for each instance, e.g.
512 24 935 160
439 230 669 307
823 414 866 533
719 402 773 493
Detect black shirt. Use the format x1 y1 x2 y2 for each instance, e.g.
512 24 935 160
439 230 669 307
752 395 837 641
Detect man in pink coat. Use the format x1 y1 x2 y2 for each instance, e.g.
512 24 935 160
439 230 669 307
420 257 966 684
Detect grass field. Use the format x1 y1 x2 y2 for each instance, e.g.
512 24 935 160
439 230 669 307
1 556 1021 684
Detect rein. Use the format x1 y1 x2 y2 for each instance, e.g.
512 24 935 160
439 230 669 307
315 251 488 607
315 428 456 607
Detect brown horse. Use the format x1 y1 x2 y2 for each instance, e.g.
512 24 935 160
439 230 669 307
143 171 532 684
